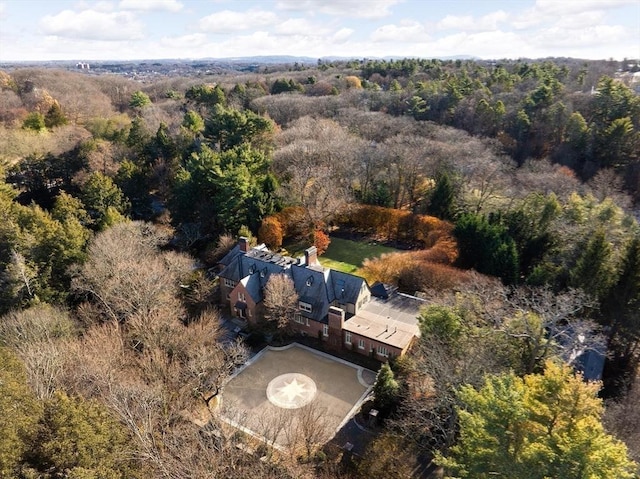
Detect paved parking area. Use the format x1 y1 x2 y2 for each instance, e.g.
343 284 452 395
221 343 376 449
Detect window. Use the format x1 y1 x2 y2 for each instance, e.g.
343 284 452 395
299 301 312 313
345 331 351 345
358 339 365 350
294 313 309 326
323 324 329 337
238 292 246 302
377 345 389 358
223 278 236 288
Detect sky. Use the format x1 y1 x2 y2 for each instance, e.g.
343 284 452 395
0 0 639 62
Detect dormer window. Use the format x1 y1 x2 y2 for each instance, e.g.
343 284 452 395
299 301 312 313
306 276 314 287
249 264 256 274
260 268 267 278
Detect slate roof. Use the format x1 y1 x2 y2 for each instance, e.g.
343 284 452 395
218 241 421 353
219 243 367 323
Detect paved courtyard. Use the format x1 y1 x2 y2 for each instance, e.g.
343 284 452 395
221 343 376 449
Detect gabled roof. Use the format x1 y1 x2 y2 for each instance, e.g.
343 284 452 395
291 263 331 322
329 270 367 305
220 242 369 324
218 244 246 269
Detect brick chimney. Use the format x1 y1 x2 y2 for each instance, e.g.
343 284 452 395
328 306 345 330
304 246 318 266
239 237 249 253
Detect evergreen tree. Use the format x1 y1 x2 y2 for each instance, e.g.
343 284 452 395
373 363 400 414
570 228 615 300
0 348 42 477
44 101 67 128
428 171 455 220
438 361 637 478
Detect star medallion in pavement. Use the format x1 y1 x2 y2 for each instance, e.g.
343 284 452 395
276 377 309 403
267 373 317 409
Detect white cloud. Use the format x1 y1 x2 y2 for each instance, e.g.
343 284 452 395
118 0 183 12
332 27 354 43
160 32 208 49
533 24 629 49
39 9 144 41
554 11 606 30
275 0 401 19
197 9 277 33
427 30 532 59
534 0 638 16
371 20 428 42
74 1 115 12
275 18 329 35
437 10 508 32
513 0 637 29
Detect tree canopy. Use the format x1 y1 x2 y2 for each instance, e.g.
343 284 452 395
438 361 637 479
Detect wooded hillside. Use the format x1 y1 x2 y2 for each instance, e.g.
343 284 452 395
1 57 639 478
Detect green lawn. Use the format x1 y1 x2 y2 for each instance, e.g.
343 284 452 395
319 237 398 274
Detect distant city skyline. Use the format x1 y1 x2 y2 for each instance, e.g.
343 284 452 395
0 0 638 62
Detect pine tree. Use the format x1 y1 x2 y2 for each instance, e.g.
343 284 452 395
438 361 637 478
428 172 455 220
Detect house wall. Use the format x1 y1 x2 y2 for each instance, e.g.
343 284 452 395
229 283 258 323
342 330 410 360
332 284 370 315
220 278 236 306
291 315 327 340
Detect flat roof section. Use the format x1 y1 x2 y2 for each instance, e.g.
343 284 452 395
342 294 425 349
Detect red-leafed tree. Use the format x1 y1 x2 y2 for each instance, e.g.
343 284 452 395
313 229 331 256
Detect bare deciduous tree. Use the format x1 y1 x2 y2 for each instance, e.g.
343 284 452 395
71 221 190 323
0 304 77 399
273 116 363 226
263 273 299 331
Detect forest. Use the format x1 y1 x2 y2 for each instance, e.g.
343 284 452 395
0 56 639 478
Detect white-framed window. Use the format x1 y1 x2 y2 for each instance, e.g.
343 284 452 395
345 331 351 345
294 313 309 326
323 324 329 337
238 292 245 302
358 339 365 350
224 278 236 288
299 301 312 313
377 345 389 358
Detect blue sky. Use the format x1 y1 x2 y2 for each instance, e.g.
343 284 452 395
0 0 638 62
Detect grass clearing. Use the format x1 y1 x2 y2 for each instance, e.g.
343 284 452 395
281 236 399 274
320 237 398 274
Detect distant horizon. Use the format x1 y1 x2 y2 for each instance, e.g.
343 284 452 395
1 0 638 63
2 53 637 66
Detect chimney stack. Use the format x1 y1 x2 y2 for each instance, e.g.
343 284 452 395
304 246 318 266
239 237 249 253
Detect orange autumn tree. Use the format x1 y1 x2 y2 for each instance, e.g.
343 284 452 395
258 216 284 250
313 229 331 256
